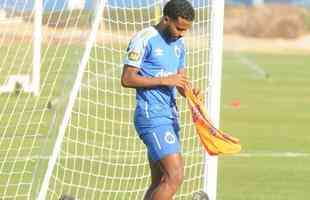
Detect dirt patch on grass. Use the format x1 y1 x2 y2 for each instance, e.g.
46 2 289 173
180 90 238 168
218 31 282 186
223 5 310 53
225 5 310 39
224 34 310 54
2 5 310 54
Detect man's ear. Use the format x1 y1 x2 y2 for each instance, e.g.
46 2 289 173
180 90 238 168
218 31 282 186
163 16 170 24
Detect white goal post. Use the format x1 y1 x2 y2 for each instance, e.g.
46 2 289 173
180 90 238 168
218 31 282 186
0 0 224 199
204 1 225 200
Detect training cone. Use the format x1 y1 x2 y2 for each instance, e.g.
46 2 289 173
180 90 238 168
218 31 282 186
229 99 241 109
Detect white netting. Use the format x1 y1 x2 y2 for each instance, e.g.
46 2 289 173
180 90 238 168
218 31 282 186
0 0 215 199
0 0 93 199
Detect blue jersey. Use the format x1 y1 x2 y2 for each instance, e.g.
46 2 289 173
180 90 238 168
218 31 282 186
124 26 186 129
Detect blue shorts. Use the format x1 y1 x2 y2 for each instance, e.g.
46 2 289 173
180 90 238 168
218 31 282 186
136 124 181 161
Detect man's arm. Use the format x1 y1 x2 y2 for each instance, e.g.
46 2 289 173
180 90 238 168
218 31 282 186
121 64 188 89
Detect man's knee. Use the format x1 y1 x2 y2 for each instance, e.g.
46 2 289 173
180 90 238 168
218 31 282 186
166 166 184 190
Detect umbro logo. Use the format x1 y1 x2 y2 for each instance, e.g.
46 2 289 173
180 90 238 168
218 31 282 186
154 48 163 56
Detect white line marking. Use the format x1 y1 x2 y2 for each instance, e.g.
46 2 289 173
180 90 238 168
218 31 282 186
1 152 310 162
234 52 269 78
234 152 310 158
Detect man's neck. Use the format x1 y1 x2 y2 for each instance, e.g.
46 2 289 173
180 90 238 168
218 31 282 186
154 21 165 33
154 21 171 42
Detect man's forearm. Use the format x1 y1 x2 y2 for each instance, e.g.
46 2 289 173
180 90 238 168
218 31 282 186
121 73 163 88
121 65 188 89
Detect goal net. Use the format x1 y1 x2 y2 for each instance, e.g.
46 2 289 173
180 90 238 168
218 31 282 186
0 0 224 199
0 0 36 94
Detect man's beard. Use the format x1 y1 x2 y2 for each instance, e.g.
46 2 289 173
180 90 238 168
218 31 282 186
163 27 181 42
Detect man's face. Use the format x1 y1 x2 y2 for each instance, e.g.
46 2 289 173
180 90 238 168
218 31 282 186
163 16 192 41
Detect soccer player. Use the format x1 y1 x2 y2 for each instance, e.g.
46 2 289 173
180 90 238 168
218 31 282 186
121 0 196 199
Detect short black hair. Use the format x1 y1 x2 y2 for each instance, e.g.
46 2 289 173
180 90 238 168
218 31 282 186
163 0 195 21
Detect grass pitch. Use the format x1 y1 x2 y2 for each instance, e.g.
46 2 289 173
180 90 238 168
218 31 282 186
0 44 310 199
218 52 310 200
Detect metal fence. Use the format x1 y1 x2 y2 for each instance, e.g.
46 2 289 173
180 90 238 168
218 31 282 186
1 0 310 12
226 0 310 6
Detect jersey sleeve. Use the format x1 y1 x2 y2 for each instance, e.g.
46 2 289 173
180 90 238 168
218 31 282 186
124 32 149 68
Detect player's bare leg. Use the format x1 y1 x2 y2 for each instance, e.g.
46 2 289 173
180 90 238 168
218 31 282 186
143 159 164 200
151 153 184 200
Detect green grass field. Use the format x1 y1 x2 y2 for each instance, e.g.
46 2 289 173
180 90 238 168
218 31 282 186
1 41 310 200
218 52 310 200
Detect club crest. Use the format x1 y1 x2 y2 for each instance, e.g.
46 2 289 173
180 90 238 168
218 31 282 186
174 46 181 58
164 131 176 144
